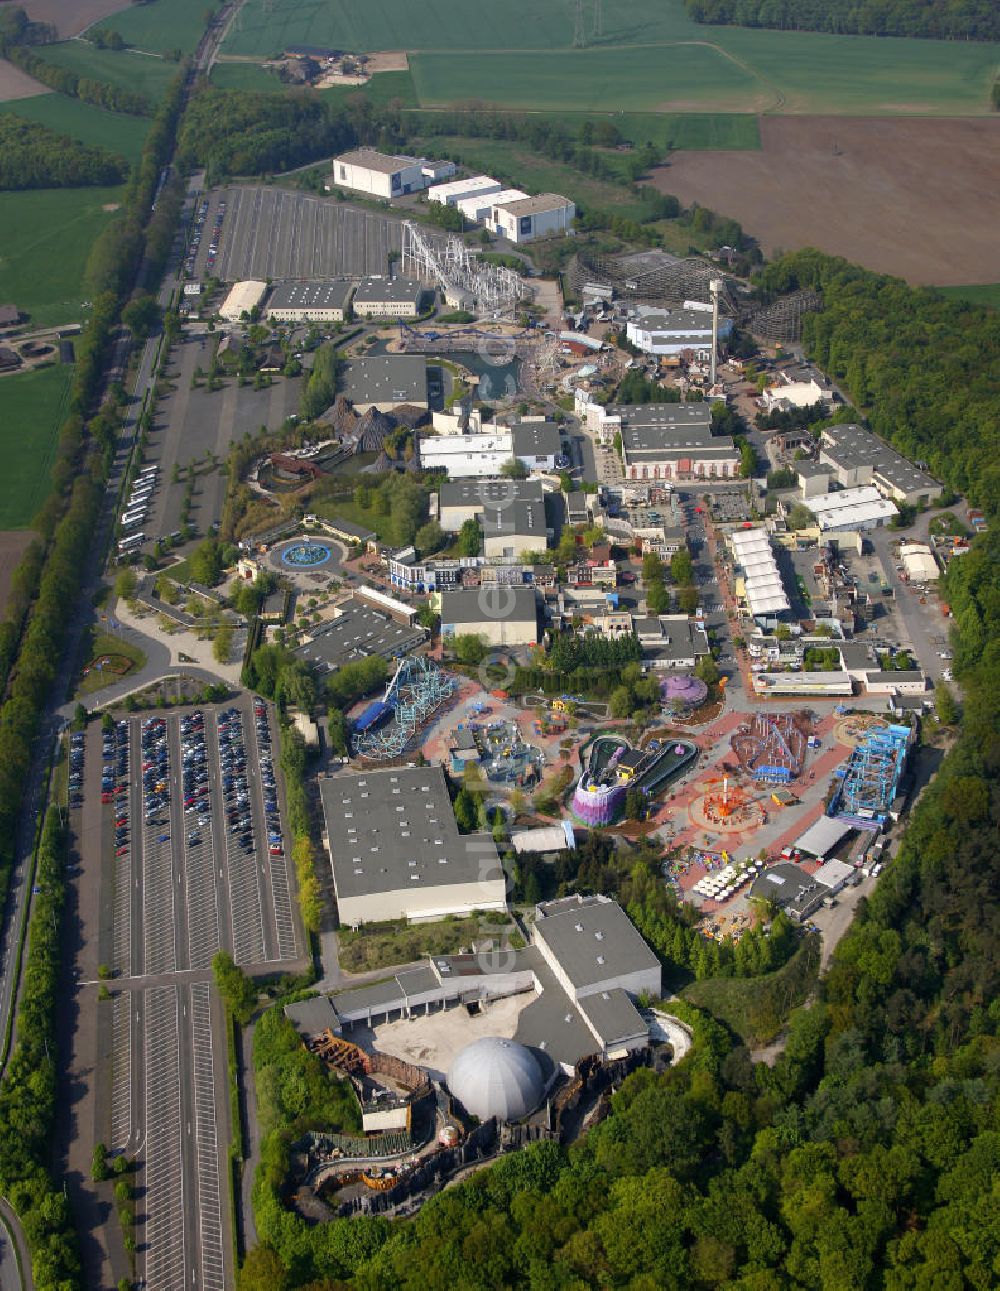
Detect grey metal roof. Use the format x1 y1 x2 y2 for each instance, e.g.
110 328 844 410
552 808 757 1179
342 354 427 406
794 815 852 859
439 477 544 509
440 586 538 626
266 279 353 312
616 403 713 431
577 988 647 1045
354 274 429 305
335 148 417 175
511 420 561 458
533 895 661 995
293 599 425 673
284 995 340 1038
319 765 500 902
481 497 546 538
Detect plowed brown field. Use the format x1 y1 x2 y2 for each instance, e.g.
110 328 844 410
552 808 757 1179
651 115 1000 285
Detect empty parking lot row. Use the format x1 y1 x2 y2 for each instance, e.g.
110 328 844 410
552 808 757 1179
110 991 132 1154
190 982 226 1291
143 985 186 1291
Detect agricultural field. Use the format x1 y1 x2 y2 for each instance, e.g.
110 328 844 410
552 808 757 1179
30 40 179 103
0 92 149 162
655 115 1000 286
0 184 125 326
89 0 218 56
937 284 1000 309
0 57 49 102
221 0 1000 116
20 0 127 40
0 365 73 528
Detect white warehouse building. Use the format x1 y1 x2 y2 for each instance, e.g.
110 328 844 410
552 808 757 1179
330 148 436 200
428 174 503 207
319 766 507 927
492 193 576 243
456 187 528 224
625 305 725 357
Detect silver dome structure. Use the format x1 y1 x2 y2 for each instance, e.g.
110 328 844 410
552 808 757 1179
447 1037 545 1123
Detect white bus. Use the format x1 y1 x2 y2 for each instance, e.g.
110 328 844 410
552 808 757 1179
118 532 145 551
138 464 158 478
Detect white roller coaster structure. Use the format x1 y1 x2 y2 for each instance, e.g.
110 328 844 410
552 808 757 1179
401 220 524 317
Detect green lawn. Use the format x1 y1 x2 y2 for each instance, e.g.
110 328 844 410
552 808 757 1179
937 284 1000 310
31 41 180 103
74 627 147 697
0 366 73 528
321 69 418 109
0 185 125 327
0 93 149 163
220 0 999 116
88 0 217 56
210 61 285 92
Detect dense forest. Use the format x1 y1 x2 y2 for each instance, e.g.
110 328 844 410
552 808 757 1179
177 90 356 181
0 115 128 190
756 250 1000 516
685 0 1000 40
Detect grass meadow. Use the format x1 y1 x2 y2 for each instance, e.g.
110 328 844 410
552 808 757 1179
221 0 1000 117
89 0 216 55
937 284 1000 310
0 92 149 162
31 41 179 102
0 185 125 327
0 366 73 528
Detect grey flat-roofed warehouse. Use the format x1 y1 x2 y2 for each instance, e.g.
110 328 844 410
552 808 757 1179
819 423 939 506
438 477 544 530
511 420 562 466
342 354 428 412
750 862 824 922
353 274 431 318
319 765 506 925
294 598 426 673
266 279 354 322
440 586 539 647
533 894 661 1000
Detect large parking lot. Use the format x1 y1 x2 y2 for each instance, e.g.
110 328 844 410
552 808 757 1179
72 694 305 1290
191 186 406 282
133 333 301 550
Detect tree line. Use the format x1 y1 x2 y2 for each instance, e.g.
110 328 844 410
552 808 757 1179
757 249 1000 516
0 115 128 190
0 68 188 1286
685 0 1000 40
